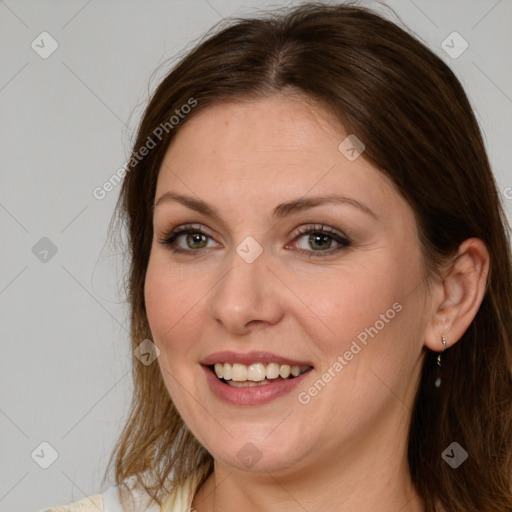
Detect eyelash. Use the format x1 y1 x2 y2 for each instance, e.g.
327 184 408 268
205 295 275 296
157 223 351 258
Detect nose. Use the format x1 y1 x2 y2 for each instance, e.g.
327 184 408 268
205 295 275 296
209 245 285 334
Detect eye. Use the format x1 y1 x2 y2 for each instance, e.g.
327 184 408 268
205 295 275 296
158 223 351 258
289 224 351 258
158 224 219 254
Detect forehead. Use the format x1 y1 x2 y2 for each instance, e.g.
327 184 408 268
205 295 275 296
167 94 345 162
155 94 403 221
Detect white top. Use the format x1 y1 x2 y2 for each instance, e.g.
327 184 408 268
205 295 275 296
102 483 161 512
39 471 203 512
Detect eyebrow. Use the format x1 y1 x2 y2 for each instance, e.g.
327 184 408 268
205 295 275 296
153 191 378 220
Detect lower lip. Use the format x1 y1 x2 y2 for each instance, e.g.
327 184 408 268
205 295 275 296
202 365 313 406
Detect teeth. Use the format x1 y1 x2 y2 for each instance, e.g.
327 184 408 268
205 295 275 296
247 363 266 381
214 363 224 378
231 363 248 382
228 379 272 387
266 362 280 379
279 364 291 378
213 362 310 382
222 363 232 380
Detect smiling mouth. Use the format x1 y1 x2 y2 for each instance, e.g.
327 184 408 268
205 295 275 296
210 362 312 387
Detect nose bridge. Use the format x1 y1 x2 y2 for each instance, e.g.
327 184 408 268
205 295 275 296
209 236 284 332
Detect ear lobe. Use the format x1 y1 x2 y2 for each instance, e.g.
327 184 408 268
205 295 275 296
424 238 489 352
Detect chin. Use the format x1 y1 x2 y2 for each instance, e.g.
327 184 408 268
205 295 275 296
196 429 312 474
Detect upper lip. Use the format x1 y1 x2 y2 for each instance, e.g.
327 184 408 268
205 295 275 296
201 351 313 367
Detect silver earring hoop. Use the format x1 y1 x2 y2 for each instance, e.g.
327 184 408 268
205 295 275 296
437 333 447 367
435 334 447 388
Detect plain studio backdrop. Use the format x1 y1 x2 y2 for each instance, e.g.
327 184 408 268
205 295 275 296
0 1 511 511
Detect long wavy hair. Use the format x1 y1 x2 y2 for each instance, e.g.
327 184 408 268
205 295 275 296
103 3 512 511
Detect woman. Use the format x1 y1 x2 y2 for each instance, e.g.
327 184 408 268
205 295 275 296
45 2 512 511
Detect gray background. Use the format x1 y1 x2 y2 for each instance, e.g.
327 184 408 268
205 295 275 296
0 1 511 511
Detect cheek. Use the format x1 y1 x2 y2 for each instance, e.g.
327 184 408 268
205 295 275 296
144 258 200 407
144 256 191 359
144 260 168 338
144 253 214 391
300 256 423 385
300 266 401 344
145 253 198 337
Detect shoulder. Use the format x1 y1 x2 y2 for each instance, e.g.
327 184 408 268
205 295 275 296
40 494 104 512
39 480 156 512
39 469 204 512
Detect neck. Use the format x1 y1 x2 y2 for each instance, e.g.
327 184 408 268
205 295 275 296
191 405 425 512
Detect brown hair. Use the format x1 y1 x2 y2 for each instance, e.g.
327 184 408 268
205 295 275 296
104 3 512 510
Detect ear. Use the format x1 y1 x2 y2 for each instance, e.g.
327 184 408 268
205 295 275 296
424 238 490 352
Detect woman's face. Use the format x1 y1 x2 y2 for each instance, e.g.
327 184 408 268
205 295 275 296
145 94 431 476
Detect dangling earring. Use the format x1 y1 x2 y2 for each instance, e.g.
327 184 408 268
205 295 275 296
434 333 447 388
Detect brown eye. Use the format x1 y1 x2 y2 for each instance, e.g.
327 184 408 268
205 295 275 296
158 224 218 254
183 232 209 249
291 225 350 258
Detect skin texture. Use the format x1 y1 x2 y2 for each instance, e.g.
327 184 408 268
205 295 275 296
144 93 489 512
